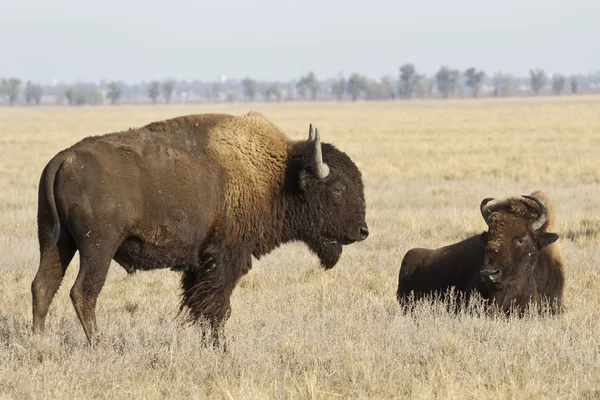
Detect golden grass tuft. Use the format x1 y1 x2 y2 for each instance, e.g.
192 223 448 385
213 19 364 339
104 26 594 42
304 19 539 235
1 97 599 398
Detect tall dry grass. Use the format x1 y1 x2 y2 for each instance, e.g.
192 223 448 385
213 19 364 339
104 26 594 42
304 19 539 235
1 97 599 399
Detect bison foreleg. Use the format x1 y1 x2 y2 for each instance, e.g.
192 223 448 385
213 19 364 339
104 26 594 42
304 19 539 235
178 244 251 346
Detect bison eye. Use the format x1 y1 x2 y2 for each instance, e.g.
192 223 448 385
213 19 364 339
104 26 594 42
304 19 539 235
514 236 528 246
329 181 347 198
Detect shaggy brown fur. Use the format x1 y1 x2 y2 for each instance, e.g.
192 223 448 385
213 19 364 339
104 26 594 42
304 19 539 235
481 190 565 314
32 112 369 345
397 191 565 315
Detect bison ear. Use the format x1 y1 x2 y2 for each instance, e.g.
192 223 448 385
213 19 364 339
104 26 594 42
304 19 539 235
536 232 559 249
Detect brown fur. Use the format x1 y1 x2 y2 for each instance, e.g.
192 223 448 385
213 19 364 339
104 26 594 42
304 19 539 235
398 191 565 315
397 234 484 307
31 111 368 345
482 191 565 314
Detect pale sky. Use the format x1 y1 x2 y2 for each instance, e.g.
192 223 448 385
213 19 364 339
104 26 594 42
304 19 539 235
1 0 598 84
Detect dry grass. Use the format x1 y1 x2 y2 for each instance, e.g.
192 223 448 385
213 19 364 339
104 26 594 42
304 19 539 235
1 97 600 399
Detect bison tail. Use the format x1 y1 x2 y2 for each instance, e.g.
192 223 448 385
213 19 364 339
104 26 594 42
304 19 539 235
43 154 68 247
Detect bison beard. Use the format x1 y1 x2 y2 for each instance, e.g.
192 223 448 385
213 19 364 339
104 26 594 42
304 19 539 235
312 238 343 270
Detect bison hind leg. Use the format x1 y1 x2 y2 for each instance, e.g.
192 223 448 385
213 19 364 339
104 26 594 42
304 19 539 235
32 228 77 336
70 237 121 345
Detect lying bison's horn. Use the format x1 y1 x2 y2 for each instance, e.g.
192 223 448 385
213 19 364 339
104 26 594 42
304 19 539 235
312 128 330 179
308 123 315 141
522 195 548 231
480 197 502 226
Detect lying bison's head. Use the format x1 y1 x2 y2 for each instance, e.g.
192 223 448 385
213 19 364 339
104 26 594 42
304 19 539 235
477 194 558 311
287 124 369 269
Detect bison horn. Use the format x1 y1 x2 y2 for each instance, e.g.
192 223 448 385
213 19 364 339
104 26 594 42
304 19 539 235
312 128 330 179
480 197 502 226
522 195 548 231
308 123 315 141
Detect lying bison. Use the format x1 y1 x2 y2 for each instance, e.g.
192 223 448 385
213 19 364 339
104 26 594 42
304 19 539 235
32 112 369 344
397 191 565 315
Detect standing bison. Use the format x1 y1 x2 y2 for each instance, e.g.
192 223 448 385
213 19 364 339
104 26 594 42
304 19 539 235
32 112 369 344
397 191 565 315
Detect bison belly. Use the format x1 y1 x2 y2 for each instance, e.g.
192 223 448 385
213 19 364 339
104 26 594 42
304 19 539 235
54 142 224 273
114 233 202 272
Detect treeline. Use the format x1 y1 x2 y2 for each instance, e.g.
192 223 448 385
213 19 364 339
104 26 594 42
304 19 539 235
1 65 600 106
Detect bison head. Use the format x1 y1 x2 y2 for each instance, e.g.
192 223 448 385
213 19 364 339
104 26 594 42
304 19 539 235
286 124 369 269
477 194 559 311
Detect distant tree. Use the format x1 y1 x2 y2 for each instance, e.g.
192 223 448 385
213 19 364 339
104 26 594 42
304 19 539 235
296 82 307 99
64 86 103 106
272 84 282 102
464 67 485 98
307 73 319 100
493 72 513 97
24 81 33 104
24 81 43 105
285 84 295 101
346 73 368 101
410 75 431 98
331 75 346 101
0 78 5 100
365 80 382 100
264 83 282 102
262 83 272 102
203 87 212 102
297 71 319 100
5 78 22 105
86 88 104 105
379 76 396 100
106 81 122 104
32 83 43 105
211 82 222 102
435 66 460 98
398 63 419 98
130 84 141 104
551 74 565 95
203 82 222 102
570 76 579 94
530 69 547 95
365 76 395 100
262 82 281 101
226 90 237 102
162 79 176 104
448 70 461 96
148 81 160 104
241 77 258 101
64 88 75 105
54 88 65 105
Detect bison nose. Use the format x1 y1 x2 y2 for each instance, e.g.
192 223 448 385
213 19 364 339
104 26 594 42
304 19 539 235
359 226 369 241
480 268 502 283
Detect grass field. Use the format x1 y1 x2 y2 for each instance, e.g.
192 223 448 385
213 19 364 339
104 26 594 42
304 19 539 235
1 97 599 399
